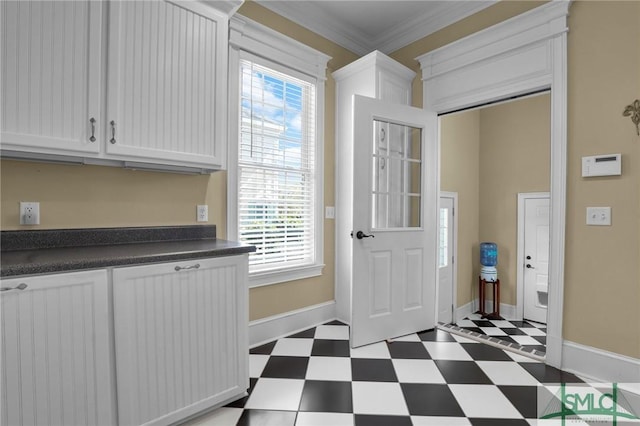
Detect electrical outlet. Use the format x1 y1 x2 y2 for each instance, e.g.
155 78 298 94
20 202 40 225
197 205 208 222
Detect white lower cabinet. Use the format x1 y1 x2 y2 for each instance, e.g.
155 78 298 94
0 270 115 426
112 256 249 426
0 254 249 426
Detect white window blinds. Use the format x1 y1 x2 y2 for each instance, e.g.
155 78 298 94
238 59 317 273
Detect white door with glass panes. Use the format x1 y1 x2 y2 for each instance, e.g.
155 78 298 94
351 95 438 348
438 195 455 324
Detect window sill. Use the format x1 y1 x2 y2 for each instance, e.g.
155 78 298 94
248 263 325 288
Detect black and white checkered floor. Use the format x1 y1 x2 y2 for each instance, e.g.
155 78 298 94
451 314 547 357
185 320 583 425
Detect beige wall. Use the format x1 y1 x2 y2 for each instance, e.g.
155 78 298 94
479 94 551 306
562 1 640 357
0 0 358 322
1 160 227 233
440 110 480 307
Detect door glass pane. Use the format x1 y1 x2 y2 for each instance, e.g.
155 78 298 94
439 207 449 267
372 120 422 229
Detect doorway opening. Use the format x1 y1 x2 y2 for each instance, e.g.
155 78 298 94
437 92 551 357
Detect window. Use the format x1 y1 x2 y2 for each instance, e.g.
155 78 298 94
238 59 317 274
439 207 449 268
228 16 330 287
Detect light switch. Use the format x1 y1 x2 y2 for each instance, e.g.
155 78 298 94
586 207 611 226
325 206 335 219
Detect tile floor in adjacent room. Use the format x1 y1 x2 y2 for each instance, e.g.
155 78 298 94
184 320 581 426
453 313 547 356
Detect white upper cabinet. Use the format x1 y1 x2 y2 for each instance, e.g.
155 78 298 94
1 1 103 155
1 0 240 172
106 0 228 168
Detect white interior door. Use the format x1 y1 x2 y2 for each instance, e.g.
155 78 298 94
523 195 550 324
351 95 438 348
438 195 455 324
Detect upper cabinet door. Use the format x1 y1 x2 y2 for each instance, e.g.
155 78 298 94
1 1 103 155
106 0 228 169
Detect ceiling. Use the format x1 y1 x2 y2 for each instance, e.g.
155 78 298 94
255 0 497 56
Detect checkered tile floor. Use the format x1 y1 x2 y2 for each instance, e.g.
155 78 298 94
452 314 547 357
185 320 583 426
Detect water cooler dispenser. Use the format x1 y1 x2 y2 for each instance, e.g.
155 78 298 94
480 242 498 282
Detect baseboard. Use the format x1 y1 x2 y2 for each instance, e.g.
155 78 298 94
562 340 640 383
455 299 517 321
455 301 475 322
249 301 336 348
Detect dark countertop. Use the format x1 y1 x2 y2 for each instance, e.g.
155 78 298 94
1 226 256 278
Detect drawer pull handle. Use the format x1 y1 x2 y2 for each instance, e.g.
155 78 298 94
0 283 28 292
174 263 200 272
89 117 96 142
110 120 116 144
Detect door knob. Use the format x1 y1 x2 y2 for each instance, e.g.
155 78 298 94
526 255 531 260
526 264 535 269
356 231 374 239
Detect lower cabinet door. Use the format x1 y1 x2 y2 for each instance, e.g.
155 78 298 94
112 256 249 426
0 270 115 426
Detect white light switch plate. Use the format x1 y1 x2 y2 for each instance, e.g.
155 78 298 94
325 206 335 219
586 207 611 226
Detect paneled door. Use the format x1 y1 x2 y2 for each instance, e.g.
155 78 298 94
523 195 550 324
351 95 438 348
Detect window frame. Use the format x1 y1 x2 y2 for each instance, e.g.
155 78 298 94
228 15 330 288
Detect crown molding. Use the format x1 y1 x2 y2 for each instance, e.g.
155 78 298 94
256 0 497 56
199 0 244 16
256 0 370 55
374 1 496 54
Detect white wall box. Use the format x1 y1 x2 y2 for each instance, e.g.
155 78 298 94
0 270 115 426
581 154 622 177
333 51 415 323
1 0 242 173
112 256 249 426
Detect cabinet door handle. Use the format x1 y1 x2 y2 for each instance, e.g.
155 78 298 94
174 263 200 272
110 120 116 144
89 117 96 142
0 283 28 292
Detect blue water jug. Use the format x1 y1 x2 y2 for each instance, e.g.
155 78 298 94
480 242 498 267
